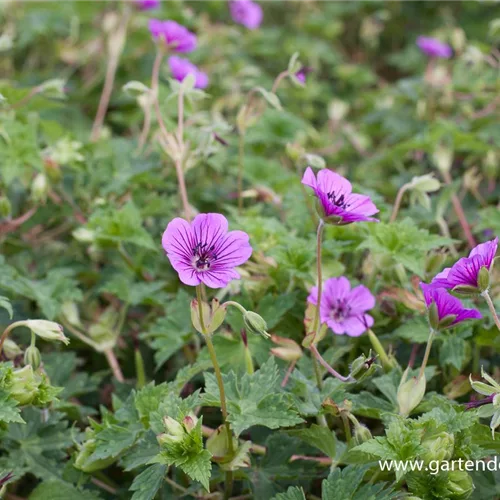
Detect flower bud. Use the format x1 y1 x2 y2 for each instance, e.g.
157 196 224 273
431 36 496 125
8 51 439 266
0 196 11 218
158 416 186 446
74 437 116 472
349 354 377 381
60 301 82 327
24 345 42 370
190 298 226 335
24 320 69 345
31 173 48 204
182 413 198 433
483 150 498 180
353 423 372 446
10 366 38 405
397 369 426 417
478 266 490 293
270 335 302 362
421 431 454 463
446 470 474 499
73 228 95 243
2 339 22 360
243 311 270 339
432 145 453 174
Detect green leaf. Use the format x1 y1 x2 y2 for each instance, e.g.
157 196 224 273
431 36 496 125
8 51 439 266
255 87 283 110
0 295 13 318
130 464 167 500
258 293 297 329
439 335 467 370
287 424 337 458
176 449 212 492
29 480 102 500
0 390 24 424
271 486 306 500
321 465 367 500
203 358 303 437
89 425 141 462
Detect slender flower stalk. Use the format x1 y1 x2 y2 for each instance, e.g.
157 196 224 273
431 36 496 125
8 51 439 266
418 329 435 381
389 184 409 223
482 290 500 331
367 329 392 371
174 85 191 220
196 286 234 499
310 344 352 383
311 219 325 337
237 133 245 213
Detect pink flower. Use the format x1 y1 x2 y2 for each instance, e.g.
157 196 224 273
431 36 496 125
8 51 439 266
135 0 160 10
148 19 197 52
301 167 379 224
229 0 263 30
162 213 252 288
168 56 209 89
308 277 375 337
430 237 498 290
416 36 452 59
420 284 482 328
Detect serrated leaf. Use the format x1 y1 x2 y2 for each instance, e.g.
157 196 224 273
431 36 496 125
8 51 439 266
203 358 303 436
0 390 24 424
287 424 337 458
130 464 166 500
176 449 212 492
29 480 102 500
89 425 141 462
321 465 368 500
439 335 467 370
271 486 306 500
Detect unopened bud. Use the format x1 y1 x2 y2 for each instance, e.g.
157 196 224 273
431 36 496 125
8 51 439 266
24 320 69 345
353 422 372 445
2 339 22 359
446 470 474 498
31 173 48 204
11 365 38 405
182 413 198 433
421 431 454 463
158 416 185 446
24 345 42 370
397 369 426 417
73 228 95 243
432 145 453 174
243 311 270 339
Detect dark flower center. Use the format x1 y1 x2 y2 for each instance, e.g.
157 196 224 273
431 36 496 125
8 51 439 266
327 191 349 210
330 299 351 322
192 242 217 271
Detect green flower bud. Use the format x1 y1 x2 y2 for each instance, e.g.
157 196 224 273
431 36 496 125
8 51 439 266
190 298 226 335
349 354 377 382
72 227 95 243
24 320 69 345
243 311 270 339
10 366 38 405
478 266 490 293
182 413 198 433
397 369 426 417
353 423 372 446
158 416 186 446
31 173 48 204
446 470 474 499
421 431 454 463
2 339 22 360
74 437 116 472
24 345 42 370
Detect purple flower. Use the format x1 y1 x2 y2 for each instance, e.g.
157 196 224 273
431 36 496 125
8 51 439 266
308 277 375 337
301 167 379 224
420 283 482 328
162 213 252 288
168 56 209 89
431 238 498 290
135 0 160 10
148 19 197 52
416 36 452 59
229 0 263 30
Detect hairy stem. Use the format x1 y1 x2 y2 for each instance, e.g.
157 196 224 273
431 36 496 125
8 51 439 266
312 220 325 337
0 322 26 356
310 344 352 383
237 132 245 213
482 290 500 331
174 85 191 220
367 329 392 371
418 329 435 381
196 286 234 499
104 348 124 382
389 184 409 223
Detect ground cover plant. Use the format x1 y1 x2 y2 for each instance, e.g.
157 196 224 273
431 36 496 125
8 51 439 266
0 1 499 499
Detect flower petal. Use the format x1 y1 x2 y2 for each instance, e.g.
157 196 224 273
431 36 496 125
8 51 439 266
301 167 317 190
344 193 379 217
212 230 252 269
342 314 373 337
316 169 352 198
200 269 240 289
348 285 375 313
192 213 228 248
469 237 498 269
162 217 194 263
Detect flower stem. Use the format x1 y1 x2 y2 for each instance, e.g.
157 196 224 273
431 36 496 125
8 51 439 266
237 132 245 213
367 329 392 372
196 286 234 498
310 344 352 383
482 290 500 331
418 329 435 381
0 321 26 356
104 349 125 383
389 184 409 223
312 220 325 337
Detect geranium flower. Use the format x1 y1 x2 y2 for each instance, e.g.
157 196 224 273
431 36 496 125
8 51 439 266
431 237 498 291
229 0 263 30
301 167 379 224
308 277 375 337
168 56 209 89
162 213 252 288
135 0 159 10
148 20 197 52
420 283 482 329
416 36 452 59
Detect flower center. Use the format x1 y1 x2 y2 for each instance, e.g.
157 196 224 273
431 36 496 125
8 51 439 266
327 191 349 209
330 299 351 323
192 242 217 271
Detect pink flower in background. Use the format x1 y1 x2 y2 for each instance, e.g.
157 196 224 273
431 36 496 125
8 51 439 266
420 284 482 328
302 167 379 224
416 36 452 59
308 277 375 337
430 237 498 290
229 0 263 30
168 56 209 89
148 19 197 52
135 0 160 10
162 213 252 288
